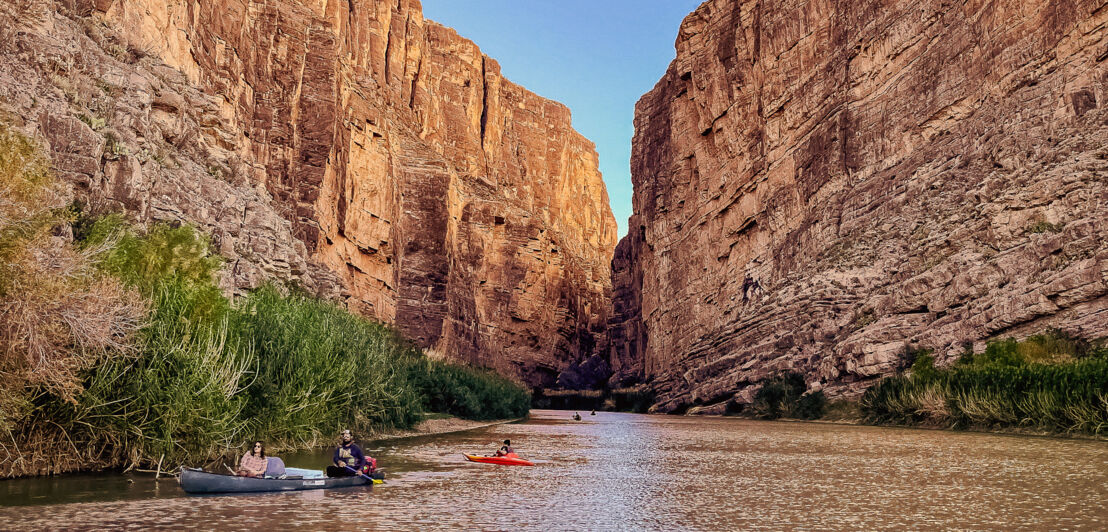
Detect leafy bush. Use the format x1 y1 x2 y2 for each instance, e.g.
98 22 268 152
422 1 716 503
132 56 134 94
793 390 827 420
78 216 227 321
1027 220 1063 234
910 352 941 382
405 357 530 420
751 372 826 420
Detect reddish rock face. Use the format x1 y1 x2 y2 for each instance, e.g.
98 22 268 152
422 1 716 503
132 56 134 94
0 0 617 388
611 0 1108 411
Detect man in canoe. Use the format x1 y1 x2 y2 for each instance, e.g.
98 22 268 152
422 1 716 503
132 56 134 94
237 440 268 477
494 439 514 457
326 429 366 477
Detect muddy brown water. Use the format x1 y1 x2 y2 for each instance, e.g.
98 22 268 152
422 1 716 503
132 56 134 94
1 410 1105 530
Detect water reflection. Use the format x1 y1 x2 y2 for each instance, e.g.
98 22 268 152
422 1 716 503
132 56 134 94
1 410 1105 530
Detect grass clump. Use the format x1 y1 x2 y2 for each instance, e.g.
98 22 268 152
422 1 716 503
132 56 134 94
1027 220 1064 234
861 331 1108 435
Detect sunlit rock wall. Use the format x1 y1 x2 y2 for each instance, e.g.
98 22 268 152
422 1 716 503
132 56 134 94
610 0 1108 411
0 0 617 387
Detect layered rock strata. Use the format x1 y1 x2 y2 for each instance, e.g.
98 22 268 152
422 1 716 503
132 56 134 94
610 0 1108 412
0 0 617 387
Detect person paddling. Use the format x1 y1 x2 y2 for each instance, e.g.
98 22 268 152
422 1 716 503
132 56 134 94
237 441 267 477
327 429 366 477
494 439 514 457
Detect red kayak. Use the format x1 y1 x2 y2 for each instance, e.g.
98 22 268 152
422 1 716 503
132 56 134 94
463 453 535 466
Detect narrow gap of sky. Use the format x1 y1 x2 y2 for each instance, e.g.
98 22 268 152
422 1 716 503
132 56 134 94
421 0 704 238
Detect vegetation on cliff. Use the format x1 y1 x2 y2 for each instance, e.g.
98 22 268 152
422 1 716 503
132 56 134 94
861 332 1108 436
0 126 529 478
0 125 145 430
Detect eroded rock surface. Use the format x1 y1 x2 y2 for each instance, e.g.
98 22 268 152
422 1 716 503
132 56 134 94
0 0 617 387
609 0 1108 411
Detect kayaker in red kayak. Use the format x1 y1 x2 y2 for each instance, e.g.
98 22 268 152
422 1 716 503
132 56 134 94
494 439 514 457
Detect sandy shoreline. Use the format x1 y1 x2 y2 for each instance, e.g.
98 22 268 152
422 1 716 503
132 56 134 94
366 416 522 442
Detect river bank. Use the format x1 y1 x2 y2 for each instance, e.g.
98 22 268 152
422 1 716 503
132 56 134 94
538 332 1108 441
713 410 1108 442
367 416 522 442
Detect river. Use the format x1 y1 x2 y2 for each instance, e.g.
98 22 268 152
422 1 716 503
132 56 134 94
1 410 1105 530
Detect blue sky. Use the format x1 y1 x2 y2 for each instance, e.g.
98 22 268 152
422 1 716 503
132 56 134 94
422 1 704 237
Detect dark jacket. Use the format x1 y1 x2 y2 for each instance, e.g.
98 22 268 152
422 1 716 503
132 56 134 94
333 442 365 469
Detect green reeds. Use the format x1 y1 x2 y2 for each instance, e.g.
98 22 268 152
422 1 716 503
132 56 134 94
233 285 424 445
43 279 253 468
861 339 1108 435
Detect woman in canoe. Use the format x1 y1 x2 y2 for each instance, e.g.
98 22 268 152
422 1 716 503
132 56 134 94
237 441 268 477
494 439 514 457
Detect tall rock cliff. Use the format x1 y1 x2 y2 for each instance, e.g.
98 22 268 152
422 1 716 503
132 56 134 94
610 0 1108 411
0 0 617 387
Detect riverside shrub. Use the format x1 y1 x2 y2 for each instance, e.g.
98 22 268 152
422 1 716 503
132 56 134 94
16 221 251 473
752 372 825 420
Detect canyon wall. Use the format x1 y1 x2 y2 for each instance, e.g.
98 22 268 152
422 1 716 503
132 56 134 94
0 0 617 387
609 0 1108 411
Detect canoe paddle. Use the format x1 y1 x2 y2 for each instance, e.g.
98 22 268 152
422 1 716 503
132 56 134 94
344 464 375 482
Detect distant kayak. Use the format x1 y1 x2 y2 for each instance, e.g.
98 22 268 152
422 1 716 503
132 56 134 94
463 453 535 466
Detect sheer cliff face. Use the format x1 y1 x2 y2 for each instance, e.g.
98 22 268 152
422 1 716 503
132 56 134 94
612 0 1108 411
0 0 616 387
